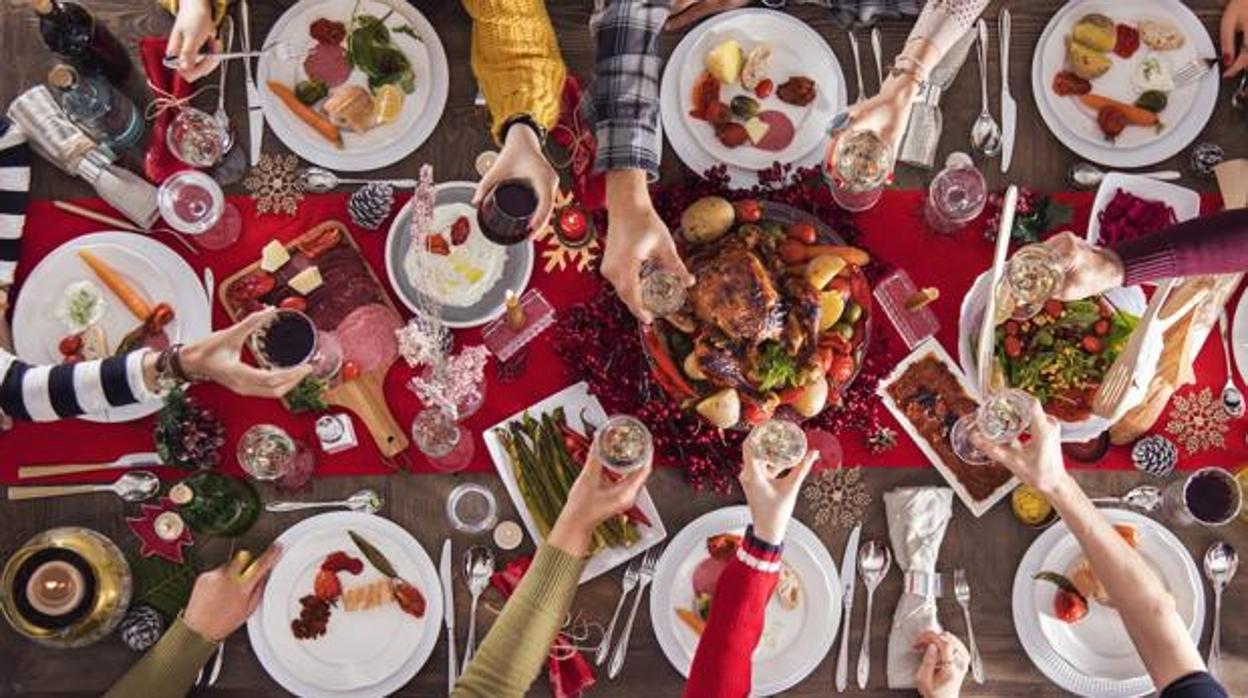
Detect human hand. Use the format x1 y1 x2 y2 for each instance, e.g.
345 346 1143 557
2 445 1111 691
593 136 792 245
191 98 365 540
166 0 221 82
1043 231 1126 301
914 630 970 698
601 171 695 323
183 545 282 643
180 308 313 398
473 123 558 235
665 0 751 32
971 398 1070 496
822 74 922 177
739 448 819 545
547 452 652 556
1222 0 1248 78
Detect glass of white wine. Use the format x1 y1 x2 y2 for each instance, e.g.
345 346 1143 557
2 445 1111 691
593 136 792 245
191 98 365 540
1000 244 1065 321
950 389 1034 465
745 419 808 474
593 415 653 474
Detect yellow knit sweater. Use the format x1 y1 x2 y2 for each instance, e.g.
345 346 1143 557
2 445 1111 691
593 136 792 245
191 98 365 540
158 0 566 144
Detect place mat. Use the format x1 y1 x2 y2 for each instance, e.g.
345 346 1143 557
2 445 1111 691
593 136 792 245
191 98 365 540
2 189 1243 485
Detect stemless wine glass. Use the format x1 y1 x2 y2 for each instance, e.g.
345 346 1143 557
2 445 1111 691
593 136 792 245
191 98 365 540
923 155 987 234
825 129 892 212
745 419 808 474
950 389 1034 465
236 424 316 490
446 483 499 534
1162 467 1243 527
639 260 688 318
593 415 653 474
998 244 1065 321
156 169 241 251
412 408 475 472
166 106 229 168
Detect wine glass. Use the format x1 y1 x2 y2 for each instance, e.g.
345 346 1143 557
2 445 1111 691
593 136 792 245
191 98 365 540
639 261 688 318
248 310 341 380
825 129 892 212
157 169 241 251
166 106 229 168
998 244 1065 321
412 408 475 472
745 419 808 474
237 424 316 490
924 156 987 234
593 415 653 474
949 389 1034 465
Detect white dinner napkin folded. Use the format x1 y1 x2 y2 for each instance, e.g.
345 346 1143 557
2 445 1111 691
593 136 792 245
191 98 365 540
885 487 953 689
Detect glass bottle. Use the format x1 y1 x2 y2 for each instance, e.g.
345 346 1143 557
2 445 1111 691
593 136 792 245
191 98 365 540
33 0 131 85
169 472 261 537
47 65 142 153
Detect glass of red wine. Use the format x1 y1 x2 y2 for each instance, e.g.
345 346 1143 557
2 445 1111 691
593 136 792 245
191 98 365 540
1162 467 1244 527
477 178 538 245
251 310 340 379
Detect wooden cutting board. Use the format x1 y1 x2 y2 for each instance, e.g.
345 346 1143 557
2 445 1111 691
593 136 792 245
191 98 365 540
218 221 410 458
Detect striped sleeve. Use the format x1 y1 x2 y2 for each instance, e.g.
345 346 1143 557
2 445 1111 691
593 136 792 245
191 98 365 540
0 349 159 421
0 117 31 287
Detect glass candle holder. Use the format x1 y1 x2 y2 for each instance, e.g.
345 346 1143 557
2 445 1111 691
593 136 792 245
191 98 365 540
924 158 986 234
593 415 653 474
412 408 475 473
446 483 498 534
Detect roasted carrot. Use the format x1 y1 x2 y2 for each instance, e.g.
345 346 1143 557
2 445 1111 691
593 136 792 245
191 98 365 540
675 608 706 636
267 81 343 148
778 239 871 266
77 250 151 320
1079 94 1160 126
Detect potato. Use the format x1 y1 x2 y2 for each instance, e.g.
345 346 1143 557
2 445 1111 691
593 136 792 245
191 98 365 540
818 290 846 332
806 254 847 290
681 196 736 244
683 352 707 381
790 377 829 418
705 39 743 84
1067 40 1111 80
1071 14 1115 52
696 388 741 428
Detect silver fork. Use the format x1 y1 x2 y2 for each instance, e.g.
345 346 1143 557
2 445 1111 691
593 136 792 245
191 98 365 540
953 569 984 684
607 548 659 679
1173 57 1218 88
161 40 314 69
596 558 641 665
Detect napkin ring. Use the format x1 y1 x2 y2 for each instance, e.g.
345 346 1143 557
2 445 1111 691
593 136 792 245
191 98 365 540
903 570 942 598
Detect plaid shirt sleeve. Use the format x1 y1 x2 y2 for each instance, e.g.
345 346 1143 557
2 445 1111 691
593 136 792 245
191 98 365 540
588 0 671 178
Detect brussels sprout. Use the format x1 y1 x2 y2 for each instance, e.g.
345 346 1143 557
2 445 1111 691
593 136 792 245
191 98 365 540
295 79 328 105
730 95 760 119
1134 90 1168 113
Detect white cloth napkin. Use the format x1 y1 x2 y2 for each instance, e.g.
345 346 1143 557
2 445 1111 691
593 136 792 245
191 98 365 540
885 487 953 688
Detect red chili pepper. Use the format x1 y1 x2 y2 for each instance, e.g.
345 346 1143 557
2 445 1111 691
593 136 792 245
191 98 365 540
641 327 697 400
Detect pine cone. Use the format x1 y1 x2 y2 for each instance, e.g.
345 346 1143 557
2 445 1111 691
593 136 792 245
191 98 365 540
1131 435 1178 478
154 389 225 470
348 183 396 230
119 605 165 652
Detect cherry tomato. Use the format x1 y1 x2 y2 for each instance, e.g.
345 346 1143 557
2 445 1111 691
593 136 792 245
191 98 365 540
829 355 856 384
1043 299 1065 318
733 199 763 223
426 233 451 256
1097 107 1127 140
786 221 817 245
1113 23 1140 58
313 569 341 601
1051 71 1091 96
754 78 774 99
58 334 83 357
449 215 471 245
340 360 361 382
1081 335 1103 354
279 296 308 312
1094 319 1110 336
1055 588 1088 624
1005 320 1021 336
1003 335 1023 359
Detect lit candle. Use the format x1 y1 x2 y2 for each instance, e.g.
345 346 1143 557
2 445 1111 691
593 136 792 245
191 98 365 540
25 560 85 617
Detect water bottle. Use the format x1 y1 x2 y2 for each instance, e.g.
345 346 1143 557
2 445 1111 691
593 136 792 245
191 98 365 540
47 64 143 153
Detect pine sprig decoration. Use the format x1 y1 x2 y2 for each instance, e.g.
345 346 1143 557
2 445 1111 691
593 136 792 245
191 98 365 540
154 388 225 469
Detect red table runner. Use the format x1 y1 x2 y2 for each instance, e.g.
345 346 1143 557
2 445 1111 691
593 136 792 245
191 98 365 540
3 189 1244 484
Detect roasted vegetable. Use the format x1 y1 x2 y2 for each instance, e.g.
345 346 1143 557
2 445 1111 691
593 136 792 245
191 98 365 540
680 196 736 244
295 78 328 105
1133 89 1168 113
695 388 741 428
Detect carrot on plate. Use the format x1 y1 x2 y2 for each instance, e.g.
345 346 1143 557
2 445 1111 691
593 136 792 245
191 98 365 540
675 607 706 636
1078 94 1160 126
267 81 343 148
76 249 151 320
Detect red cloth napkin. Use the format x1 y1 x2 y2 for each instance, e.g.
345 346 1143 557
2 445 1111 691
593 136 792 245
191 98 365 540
139 36 194 184
490 556 596 698
551 74 605 212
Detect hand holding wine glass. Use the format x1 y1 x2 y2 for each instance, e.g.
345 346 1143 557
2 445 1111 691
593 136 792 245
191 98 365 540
1041 232 1126 301
546 451 652 557
472 123 558 238
739 447 818 545
970 398 1069 496
179 308 314 398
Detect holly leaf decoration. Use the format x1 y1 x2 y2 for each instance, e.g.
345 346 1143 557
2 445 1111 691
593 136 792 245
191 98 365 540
128 553 199 622
349 530 397 578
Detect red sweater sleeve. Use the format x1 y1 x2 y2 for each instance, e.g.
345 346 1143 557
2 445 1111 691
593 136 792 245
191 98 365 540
683 528 782 698
1112 208 1248 287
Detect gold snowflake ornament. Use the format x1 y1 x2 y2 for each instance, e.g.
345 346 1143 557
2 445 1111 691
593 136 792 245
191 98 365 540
1165 387 1230 454
802 465 871 530
243 153 304 216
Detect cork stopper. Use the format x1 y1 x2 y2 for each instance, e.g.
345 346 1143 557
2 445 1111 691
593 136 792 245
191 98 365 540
31 0 55 15
47 64 78 90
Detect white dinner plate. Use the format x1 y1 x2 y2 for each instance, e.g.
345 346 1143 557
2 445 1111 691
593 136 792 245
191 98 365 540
660 9 845 188
481 381 667 584
677 13 838 172
384 182 534 329
257 0 448 171
11 232 211 423
957 270 1147 442
247 512 442 697
1233 288 1248 389
1012 510 1204 697
1085 172 1201 249
1030 0 1218 168
650 506 839 697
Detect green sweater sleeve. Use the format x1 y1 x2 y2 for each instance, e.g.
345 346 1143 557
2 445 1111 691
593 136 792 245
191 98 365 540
452 544 586 698
104 617 218 698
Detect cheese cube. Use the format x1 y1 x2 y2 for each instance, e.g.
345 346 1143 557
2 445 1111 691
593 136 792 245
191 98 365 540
259 240 290 272
744 117 770 145
288 266 323 295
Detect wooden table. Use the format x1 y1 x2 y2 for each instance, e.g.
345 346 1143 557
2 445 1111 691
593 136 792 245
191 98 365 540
1 1 1245 696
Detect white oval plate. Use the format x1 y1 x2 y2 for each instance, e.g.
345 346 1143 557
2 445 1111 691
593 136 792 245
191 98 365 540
649 505 839 697
257 0 449 171
11 232 211 423
1234 288 1248 389
1012 509 1204 697
660 9 845 188
957 270 1146 442
1030 0 1217 168
247 512 442 698
384 182 534 329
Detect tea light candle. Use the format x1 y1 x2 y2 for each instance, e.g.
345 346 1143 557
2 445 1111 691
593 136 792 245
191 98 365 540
493 521 524 551
25 560 85 617
154 511 186 542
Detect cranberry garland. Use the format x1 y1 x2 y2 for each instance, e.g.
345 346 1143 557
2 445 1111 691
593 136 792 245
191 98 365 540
556 166 891 494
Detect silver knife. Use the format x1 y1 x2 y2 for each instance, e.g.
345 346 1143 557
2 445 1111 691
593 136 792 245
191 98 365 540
239 0 264 165
18 452 162 479
440 539 457 694
848 31 865 105
998 7 1016 173
835 522 862 692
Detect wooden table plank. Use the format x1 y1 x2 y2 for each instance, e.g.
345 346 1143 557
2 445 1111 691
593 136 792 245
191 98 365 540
1 1 1244 696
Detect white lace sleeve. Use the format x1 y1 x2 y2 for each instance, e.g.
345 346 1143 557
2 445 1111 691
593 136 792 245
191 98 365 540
909 0 990 59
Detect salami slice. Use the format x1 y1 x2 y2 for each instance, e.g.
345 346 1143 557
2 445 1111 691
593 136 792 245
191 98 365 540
304 43 351 88
333 304 402 373
755 111 795 152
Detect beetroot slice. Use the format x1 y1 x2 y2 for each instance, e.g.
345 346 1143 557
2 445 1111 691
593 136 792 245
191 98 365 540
755 111 795 151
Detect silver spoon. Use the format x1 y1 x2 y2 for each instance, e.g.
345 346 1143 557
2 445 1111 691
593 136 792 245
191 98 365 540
856 539 892 689
214 16 235 153
1217 310 1244 418
298 166 418 193
971 19 1002 159
461 546 495 673
6 470 160 502
1203 541 1237 682
1090 485 1163 512
1066 162 1182 190
265 488 383 514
